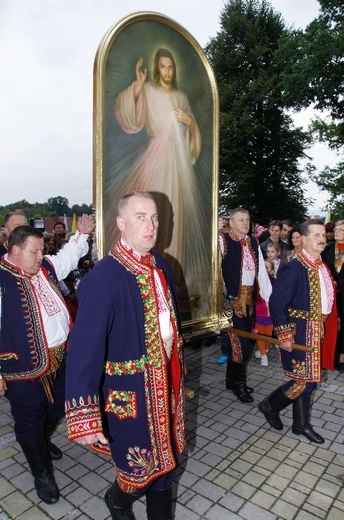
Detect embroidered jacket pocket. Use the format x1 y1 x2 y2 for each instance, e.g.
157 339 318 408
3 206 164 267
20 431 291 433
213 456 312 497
105 389 137 420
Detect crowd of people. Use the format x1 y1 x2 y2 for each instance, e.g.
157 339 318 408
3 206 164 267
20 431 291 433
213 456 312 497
218 214 342 368
0 202 343 519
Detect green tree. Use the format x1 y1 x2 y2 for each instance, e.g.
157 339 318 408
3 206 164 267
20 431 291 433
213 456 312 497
0 200 45 222
313 161 344 219
275 0 343 213
71 203 93 215
205 0 311 223
277 0 343 148
0 198 93 222
47 196 71 216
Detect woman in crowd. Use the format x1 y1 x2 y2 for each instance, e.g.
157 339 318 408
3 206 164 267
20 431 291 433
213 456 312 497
325 222 335 246
281 226 302 265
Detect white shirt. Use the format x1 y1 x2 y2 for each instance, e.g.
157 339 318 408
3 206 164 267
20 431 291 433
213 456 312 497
219 234 272 302
46 231 90 281
4 231 89 347
302 249 334 315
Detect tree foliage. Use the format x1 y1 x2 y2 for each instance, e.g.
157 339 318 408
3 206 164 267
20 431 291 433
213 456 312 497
313 161 344 219
275 0 343 214
205 0 311 223
0 197 92 226
47 196 71 216
276 0 344 149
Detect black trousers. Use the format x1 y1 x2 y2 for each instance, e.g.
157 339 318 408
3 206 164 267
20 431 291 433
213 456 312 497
5 360 66 444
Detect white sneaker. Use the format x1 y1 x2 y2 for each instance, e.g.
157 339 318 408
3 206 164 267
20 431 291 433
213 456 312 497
261 355 269 367
255 349 269 359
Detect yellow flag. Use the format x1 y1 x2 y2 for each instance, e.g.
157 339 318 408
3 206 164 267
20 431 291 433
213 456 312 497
72 213 77 233
325 212 331 224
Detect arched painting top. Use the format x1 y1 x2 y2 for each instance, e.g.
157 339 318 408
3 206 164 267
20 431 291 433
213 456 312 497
93 11 222 337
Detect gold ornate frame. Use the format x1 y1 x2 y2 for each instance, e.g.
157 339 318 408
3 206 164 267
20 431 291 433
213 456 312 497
93 11 223 338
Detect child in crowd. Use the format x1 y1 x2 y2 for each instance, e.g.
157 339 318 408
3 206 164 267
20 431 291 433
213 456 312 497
254 297 273 366
255 243 281 366
264 242 281 279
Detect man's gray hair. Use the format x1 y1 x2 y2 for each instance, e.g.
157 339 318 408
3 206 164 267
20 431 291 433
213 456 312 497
230 207 250 218
300 218 324 236
3 211 27 227
117 192 155 216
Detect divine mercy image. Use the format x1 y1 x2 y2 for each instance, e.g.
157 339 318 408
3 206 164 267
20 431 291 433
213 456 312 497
103 31 215 322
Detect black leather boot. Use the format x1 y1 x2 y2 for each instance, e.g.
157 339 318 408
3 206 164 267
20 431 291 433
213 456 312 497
258 386 292 430
104 480 137 519
292 395 325 444
230 362 253 403
226 359 253 393
20 436 60 504
45 416 63 460
146 487 172 520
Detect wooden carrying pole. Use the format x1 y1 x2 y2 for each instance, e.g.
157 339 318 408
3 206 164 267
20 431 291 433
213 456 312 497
227 328 313 352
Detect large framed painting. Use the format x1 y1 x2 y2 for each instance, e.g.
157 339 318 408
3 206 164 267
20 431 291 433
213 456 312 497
93 11 222 338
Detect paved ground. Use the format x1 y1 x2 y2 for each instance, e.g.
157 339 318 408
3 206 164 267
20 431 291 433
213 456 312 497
1 338 344 519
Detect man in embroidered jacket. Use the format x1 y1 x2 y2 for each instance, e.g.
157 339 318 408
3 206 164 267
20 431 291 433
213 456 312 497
258 219 336 444
65 192 185 520
0 216 95 504
220 208 272 403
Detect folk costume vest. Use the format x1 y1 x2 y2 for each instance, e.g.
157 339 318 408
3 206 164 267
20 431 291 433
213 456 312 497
0 258 66 381
221 230 259 313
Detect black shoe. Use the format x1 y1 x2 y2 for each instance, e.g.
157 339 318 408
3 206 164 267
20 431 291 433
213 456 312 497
104 482 137 520
292 395 325 444
258 399 283 430
292 423 325 444
34 469 60 504
47 441 62 461
229 362 254 403
20 436 60 505
233 384 254 403
226 382 254 394
258 386 292 431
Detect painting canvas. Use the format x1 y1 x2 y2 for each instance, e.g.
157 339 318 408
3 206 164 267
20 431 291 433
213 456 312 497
93 11 221 337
